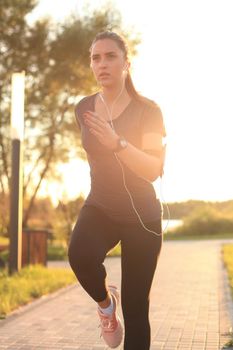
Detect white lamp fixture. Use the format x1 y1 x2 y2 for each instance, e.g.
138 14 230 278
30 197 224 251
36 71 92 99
11 72 25 141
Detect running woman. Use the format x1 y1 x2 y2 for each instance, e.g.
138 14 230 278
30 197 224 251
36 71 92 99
68 30 167 350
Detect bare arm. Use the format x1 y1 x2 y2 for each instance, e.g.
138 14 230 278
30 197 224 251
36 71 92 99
109 130 164 182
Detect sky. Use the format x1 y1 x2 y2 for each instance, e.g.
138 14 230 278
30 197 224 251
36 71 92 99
28 0 233 205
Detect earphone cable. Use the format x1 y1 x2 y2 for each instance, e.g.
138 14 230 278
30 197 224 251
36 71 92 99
99 84 170 236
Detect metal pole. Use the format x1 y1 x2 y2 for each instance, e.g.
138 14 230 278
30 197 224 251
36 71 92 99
9 72 25 275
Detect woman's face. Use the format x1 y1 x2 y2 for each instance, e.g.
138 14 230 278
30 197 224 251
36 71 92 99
90 38 128 88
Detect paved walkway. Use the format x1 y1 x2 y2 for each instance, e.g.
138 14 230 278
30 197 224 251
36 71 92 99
0 239 233 350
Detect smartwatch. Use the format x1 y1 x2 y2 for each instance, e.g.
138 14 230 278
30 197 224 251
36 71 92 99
113 136 128 153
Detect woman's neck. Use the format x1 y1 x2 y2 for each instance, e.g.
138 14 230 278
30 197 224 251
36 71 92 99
100 83 130 105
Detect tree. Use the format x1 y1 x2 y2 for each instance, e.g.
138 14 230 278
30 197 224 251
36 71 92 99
0 0 140 233
53 196 85 246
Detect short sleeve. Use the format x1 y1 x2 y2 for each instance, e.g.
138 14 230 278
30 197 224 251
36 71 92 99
141 102 166 137
74 103 81 130
74 95 93 131
140 101 167 177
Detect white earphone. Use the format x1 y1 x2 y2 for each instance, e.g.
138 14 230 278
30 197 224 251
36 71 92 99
99 83 170 237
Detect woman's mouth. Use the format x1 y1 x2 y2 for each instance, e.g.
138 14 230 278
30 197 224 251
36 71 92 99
99 73 110 78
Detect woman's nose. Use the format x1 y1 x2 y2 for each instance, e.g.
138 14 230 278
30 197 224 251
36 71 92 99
99 59 108 67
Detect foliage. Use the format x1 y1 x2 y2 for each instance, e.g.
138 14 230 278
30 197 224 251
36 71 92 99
0 0 141 233
222 244 233 298
0 238 121 265
172 206 233 236
47 239 121 260
47 242 68 261
0 264 76 318
52 196 85 245
107 242 121 257
222 244 233 349
164 199 233 220
24 194 85 244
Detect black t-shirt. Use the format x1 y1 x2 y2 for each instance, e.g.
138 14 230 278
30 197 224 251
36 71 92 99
75 92 166 223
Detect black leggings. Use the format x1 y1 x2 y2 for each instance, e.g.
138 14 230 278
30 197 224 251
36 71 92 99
68 204 163 350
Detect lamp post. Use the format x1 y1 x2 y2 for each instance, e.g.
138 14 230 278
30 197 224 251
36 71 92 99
9 71 25 275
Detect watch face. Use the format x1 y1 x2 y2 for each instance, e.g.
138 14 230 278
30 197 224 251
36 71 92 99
120 139 127 148
114 137 127 152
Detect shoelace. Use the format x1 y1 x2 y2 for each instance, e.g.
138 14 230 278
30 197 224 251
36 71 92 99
99 314 117 334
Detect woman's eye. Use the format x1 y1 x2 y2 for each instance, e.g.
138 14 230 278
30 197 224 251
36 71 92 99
91 54 116 62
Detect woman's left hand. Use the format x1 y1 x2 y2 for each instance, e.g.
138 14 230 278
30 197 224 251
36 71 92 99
83 110 119 150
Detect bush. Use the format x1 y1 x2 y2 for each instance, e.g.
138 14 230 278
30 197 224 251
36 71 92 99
173 208 233 236
47 242 68 261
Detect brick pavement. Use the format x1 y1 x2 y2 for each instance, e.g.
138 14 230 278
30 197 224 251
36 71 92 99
0 239 233 350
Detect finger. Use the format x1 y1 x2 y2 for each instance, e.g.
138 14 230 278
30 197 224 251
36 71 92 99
84 114 102 127
86 121 103 134
85 110 98 118
85 116 106 133
85 111 107 124
86 110 97 114
89 128 102 138
84 114 100 124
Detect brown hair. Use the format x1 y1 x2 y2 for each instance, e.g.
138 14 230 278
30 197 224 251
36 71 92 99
89 31 143 101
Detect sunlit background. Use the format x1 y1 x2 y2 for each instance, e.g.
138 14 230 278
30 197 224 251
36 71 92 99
28 0 233 206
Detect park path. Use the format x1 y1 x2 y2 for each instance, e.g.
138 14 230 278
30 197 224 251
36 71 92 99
0 239 233 350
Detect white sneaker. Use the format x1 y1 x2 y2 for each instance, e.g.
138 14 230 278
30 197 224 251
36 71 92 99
98 285 123 348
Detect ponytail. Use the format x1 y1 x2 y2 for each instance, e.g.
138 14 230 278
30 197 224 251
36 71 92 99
125 73 143 102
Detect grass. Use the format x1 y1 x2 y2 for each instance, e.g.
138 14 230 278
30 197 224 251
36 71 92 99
222 244 233 299
223 339 233 349
222 244 233 349
0 239 121 319
163 231 233 241
107 242 121 256
0 264 76 319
